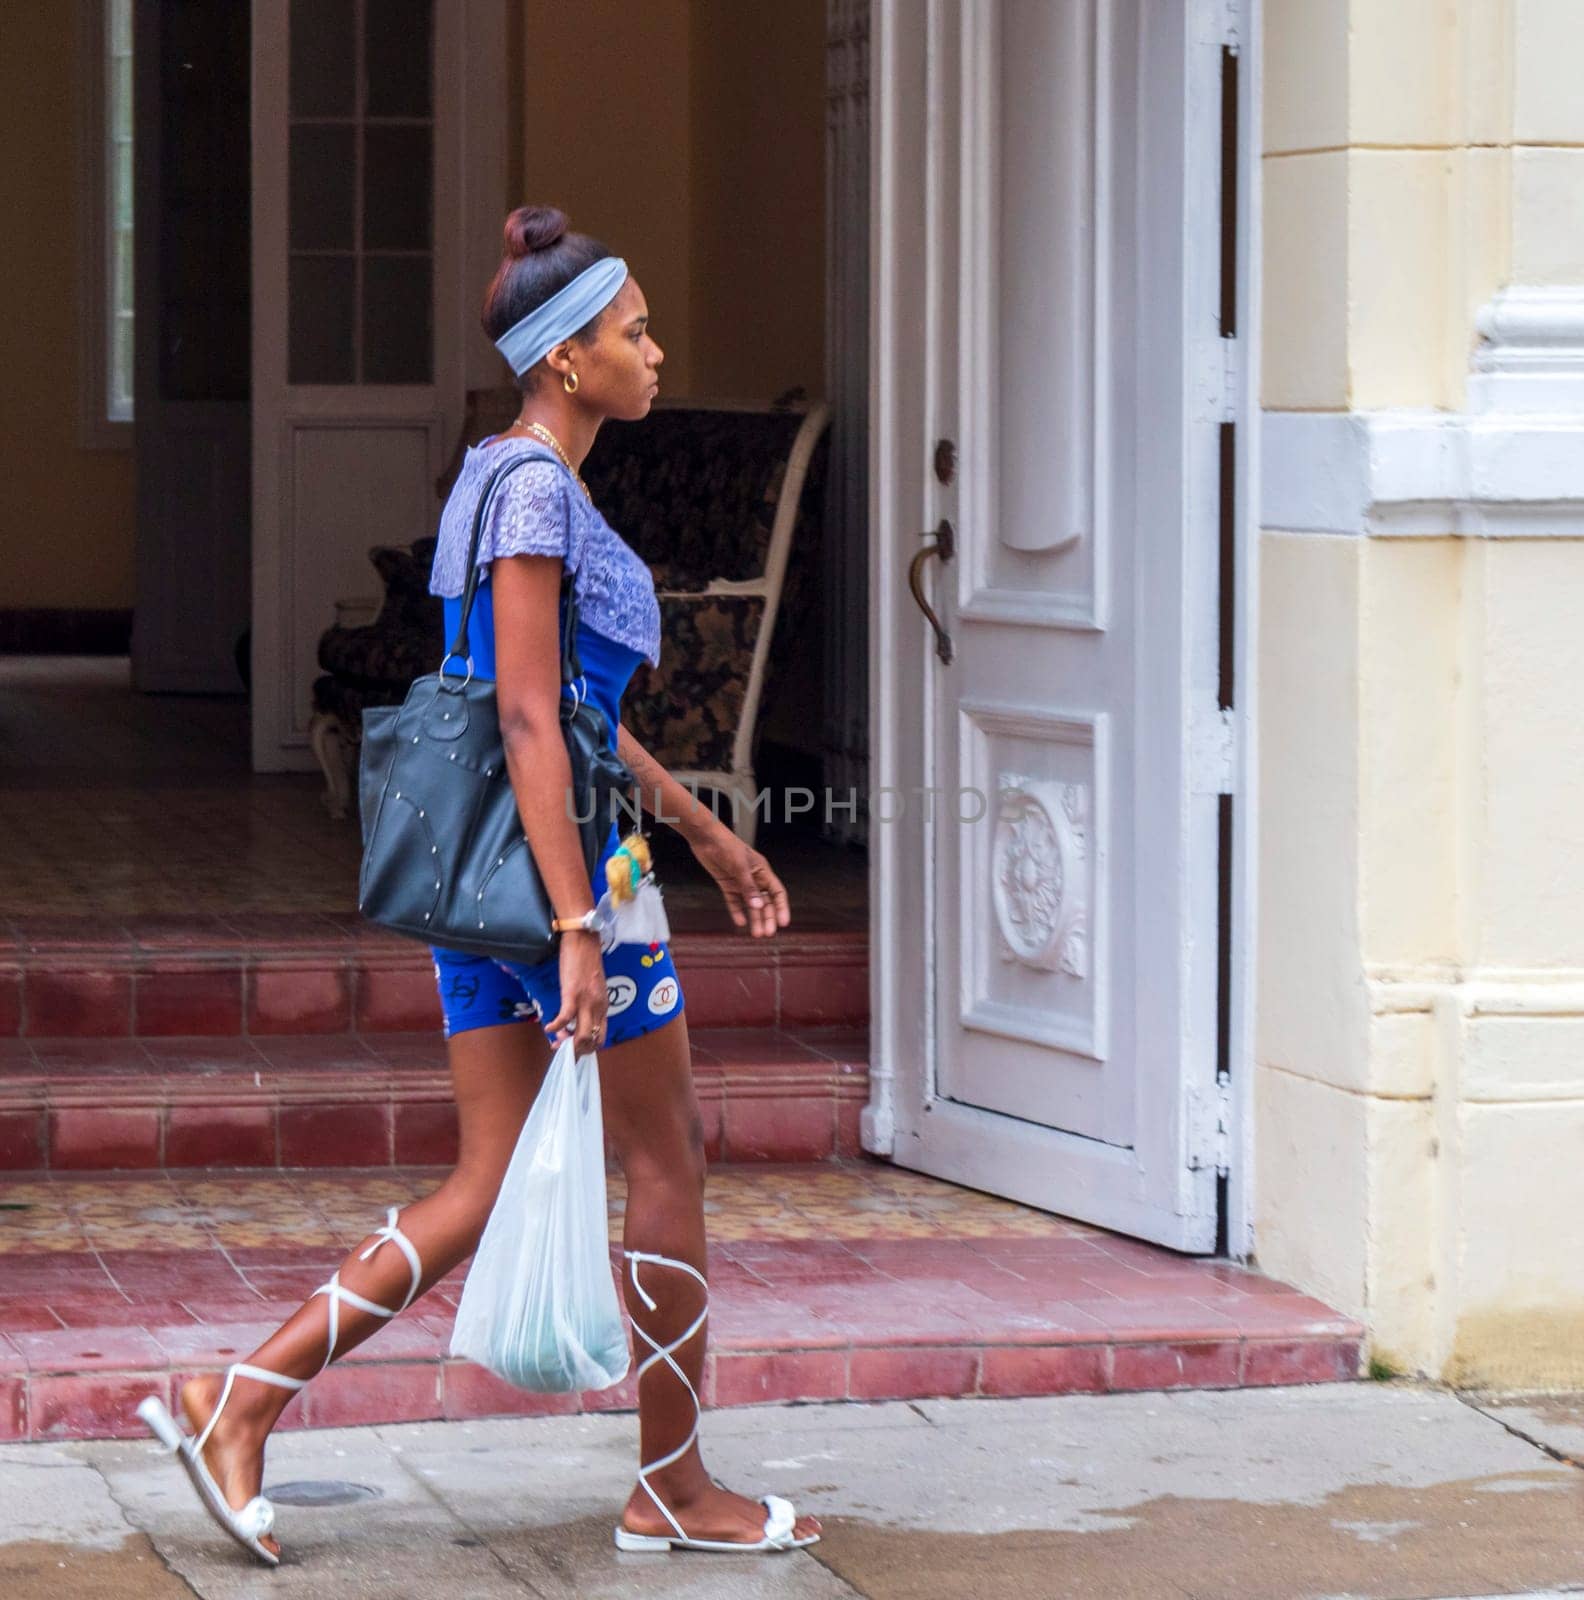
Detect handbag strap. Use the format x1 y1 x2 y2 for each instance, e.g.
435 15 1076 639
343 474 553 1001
445 443 585 685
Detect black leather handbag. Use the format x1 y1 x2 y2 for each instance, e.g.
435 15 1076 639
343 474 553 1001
356 447 636 964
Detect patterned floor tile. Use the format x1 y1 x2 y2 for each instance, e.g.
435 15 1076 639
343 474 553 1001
0 658 866 926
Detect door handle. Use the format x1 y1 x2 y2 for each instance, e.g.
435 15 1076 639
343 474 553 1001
907 518 956 664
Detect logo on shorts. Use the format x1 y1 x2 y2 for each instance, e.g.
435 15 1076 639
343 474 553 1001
443 972 481 1009
646 976 680 1015
606 975 638 1015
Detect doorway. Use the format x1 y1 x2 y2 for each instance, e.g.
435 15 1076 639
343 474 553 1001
129 0 252 697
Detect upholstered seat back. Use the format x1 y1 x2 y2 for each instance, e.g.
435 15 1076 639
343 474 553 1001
582 408 813 590
316 536 441 691
317 395 829 808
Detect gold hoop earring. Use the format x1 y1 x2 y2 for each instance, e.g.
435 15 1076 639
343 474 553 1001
563 370 579 395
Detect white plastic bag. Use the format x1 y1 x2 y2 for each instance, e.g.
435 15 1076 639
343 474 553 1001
449 1038 631 1392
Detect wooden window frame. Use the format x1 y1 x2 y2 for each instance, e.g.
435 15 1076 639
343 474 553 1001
77 0 134 449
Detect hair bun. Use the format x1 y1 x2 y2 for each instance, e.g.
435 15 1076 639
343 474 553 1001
503 204 569 259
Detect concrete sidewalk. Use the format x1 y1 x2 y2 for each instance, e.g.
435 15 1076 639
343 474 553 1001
1 1384 1581 1599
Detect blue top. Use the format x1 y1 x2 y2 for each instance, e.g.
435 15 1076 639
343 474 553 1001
439 584 645 756
427 435 662 669
430 432 659 884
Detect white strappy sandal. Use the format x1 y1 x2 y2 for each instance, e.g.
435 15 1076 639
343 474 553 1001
137 1206 423 1567
611 1249 821 1555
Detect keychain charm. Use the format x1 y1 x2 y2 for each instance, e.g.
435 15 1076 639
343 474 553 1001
593 830 671 952
603 829 652 906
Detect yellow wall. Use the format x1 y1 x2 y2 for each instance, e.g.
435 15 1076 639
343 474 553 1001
519 0 826 404
688 0 827 401
1 3 136 609
519 1 828 756
520 0 700 396
1262 0 1510 411
1258 0 1584 1388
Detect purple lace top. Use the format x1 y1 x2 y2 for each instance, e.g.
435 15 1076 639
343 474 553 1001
427 435 662 669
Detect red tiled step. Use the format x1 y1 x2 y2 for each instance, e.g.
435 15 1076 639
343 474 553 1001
0 1231 1363 1443
0 1026 870 1170
0 917 867 1038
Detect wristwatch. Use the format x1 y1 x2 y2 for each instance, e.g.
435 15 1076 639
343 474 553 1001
551 908 601 935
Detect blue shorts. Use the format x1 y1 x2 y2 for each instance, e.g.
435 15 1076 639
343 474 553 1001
429 938 685 1047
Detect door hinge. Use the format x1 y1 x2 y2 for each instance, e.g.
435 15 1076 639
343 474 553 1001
1190 704 1236 796
1195 336 1239 424
1188 1075 1233 1177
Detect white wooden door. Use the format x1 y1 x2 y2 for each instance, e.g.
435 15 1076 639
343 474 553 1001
250 0 507 770
870 0 1243 1250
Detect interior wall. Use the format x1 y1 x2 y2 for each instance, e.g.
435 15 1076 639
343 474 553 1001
688 0 827 402
518 1 830 764
519 0 697 395
517 0 826 405
1 3 136 611
687 0 828 757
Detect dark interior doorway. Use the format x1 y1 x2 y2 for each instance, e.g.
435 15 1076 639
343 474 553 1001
130 0 252 697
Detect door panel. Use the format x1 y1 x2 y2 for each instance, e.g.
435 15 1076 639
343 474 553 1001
872 0 1233 1249
251 0 505 769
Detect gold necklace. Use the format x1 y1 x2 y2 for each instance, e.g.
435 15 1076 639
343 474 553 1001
514 420 592 502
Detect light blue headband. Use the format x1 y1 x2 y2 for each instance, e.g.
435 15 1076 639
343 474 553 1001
493 255 630 376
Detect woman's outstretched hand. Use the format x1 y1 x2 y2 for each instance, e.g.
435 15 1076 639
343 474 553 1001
689 825 790 938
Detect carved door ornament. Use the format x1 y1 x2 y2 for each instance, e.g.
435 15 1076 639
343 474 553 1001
991 772 1089 977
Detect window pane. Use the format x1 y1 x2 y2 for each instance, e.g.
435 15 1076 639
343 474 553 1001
363 255 432 383
113 229 134 311
289 0 354 117
111 315 135 420
158 0 251 403
106 0 135 423
112 53 133 141
289 256 355 383
365 0 433 118
114 138 133 231
289 124 355 250
363 126 431 251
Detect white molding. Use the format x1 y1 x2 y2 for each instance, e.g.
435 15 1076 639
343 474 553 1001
863 0 923 1161
1265 284 1584 540
1263 408 1584 538
1470 285 1584 415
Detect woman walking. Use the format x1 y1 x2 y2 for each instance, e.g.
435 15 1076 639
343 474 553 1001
138 205 822 1564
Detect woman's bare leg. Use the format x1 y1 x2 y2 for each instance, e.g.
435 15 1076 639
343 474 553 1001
598 1012 821 1546
179 1021 552 1557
